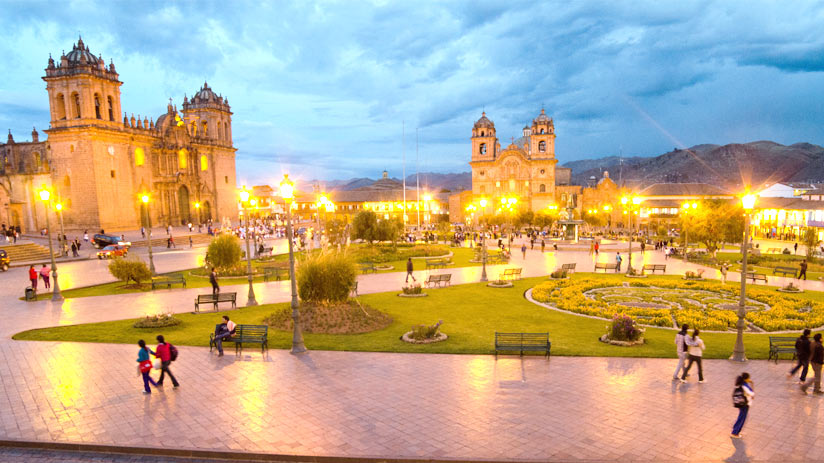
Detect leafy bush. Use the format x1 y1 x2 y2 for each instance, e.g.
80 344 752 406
783 248 791 255
133 313 181 328
263 300 391 334
108 256 152 285
351 243 448 263
409 320 443 340
550 269 568 279
402 283 423 294
608 314 642 341
205 234 242 271
351 211 379 243
297 251 357 304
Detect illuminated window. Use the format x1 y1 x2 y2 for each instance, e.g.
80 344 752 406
480 143 486 154
539 141 546 152
200 155 208 171
135 147 145 166
178 149 188 169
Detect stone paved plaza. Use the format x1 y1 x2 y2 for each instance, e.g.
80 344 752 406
1 238 824 462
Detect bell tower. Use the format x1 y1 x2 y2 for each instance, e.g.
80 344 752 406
471 112 497 162
182 82 233 147
43 37 122 130
529 108 555 159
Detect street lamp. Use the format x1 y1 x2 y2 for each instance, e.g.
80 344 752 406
38 187 62 301
281 174 306 354
479 198 489 282
55 202 66 256
681 201 698 254
140 194 156 275
194 201 201 225
239 187 258 306
621 196 642 273
731 193 757 362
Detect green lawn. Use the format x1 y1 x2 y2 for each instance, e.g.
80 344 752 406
685 251 824 281
14 274 815 359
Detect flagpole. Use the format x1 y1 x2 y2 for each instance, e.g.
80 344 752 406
416 128 420 229
402 121 406 228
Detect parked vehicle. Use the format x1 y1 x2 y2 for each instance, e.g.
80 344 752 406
0 249 9 271
97 245 129 259
92 234 130 249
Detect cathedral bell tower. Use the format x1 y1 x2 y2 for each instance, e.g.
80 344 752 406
182 82 233 147
529 108 555 159
471 112 497 162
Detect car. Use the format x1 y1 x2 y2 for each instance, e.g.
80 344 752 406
0 249 8 271
92 234 131 249
97 245 129 259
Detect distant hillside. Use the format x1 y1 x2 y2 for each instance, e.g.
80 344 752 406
309 172 472 192
564 141 824 189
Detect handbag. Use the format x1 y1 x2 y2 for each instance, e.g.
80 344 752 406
152 359 162 370
139 360 152 373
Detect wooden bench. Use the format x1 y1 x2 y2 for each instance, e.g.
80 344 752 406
256 246 273 257
595 262 619 273
360 263 378 274
494 332 551 357
768 336 797 363
424 273 452 288
642 264 666 274
209 324 269 354
745 272 768 283
499 267 523 281
773 266 798 278
263 266 289 282
766 247 782 254
425 258 452 269
194 292 237 312
150 274 187 290
560 263 576 273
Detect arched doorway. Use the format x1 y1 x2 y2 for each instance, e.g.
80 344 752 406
202 201 212 222
178 185 191 225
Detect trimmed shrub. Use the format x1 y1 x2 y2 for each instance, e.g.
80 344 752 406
206 234 242 271
402 283 423 294
409 320 443 341
108 256 151 285
297 251 357 304
608 314 642 342
133 313 181 328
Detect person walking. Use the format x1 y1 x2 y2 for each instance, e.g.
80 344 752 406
541 239 546 252
209 268 220 295
154 335 179 388
136 340 157 394
28 265 38 294
70 240 78 257
521 243 527 260
530 237 534 250
40 264 51 289
673 324 689 380
681 328 706 383
615 252 622 272
794 242 798 254
594 241 599 255
799 259 808 280
800 333 824 394
731 372 754 438
405 258 416 283
789 329 811 383
83 230 89 243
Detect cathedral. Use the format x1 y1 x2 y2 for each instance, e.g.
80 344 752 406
469 109 576 213
0 38 238 233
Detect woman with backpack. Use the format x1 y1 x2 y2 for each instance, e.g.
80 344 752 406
731 372 754 438
136 339 158 394
680 328 706 383
154 335 180 388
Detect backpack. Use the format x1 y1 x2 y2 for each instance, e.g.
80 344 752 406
732 386 747 408
169 344 179 362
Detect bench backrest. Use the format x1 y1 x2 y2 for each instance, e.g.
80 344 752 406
561 263 576 269
217 292 236 301
197 294 218 302
237 324 268 338
775 266 796 271
496 332 549 345
769 336 797 344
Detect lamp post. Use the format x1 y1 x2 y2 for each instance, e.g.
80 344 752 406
55 202 66 256
39 188 62 301
239 187 258 306
479 198 488 282
281 174 306 353
194 201 201 226
621 196 642 272
681 201 698 255
140 194 156 275
731 193 757 362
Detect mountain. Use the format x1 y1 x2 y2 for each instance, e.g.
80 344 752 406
564 141 824 189
305 172 472 192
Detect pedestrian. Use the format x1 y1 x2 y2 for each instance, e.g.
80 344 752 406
681 328 706 383
136 339 157 394
799 259 808 280
800 333 823 394
189 236 193 248
673 324 689 380
141 226 145 238
794 242 798 254
209 268 220 295
70 240 78 257
83 230 89 242
589 242 594 255
530 238 534 250
788 329 811 383
541 239 546 252
594 241 599 255
28 265 38 293
154 335 179 388
615 252 622 272
721 263 728 284
170 236 175 248
213 315 236 357
521 243 527 259
405 257 416 283
640 241 646 253
731 372 754 438
40 264 51 289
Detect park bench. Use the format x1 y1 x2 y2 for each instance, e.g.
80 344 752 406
642 264 667 274
766 247 782 254
560 263 576 273
256 246 273 258
360 263 378 274
773 266 798 278
494 332 551 357
594 262 619 273
499 267 523 281
745 272 768 284
768 336 797 363
194 292 237 312
263 266 289 282
425 258 452 269
150 274 187 290
424 273 452 288
209 324 269 354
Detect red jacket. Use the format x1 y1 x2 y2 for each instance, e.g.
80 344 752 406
29 268 37 280
155 343 171 362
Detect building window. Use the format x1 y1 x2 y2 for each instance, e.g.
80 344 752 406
178 149 188 169
540 128 545 134
202 121 208 137
217 121 222 141
539 141 546 152
135 147 145 166
225 176 228 184
110 170 115 178
224 122 229 141
479 170 485 176
55 94 66 120
107 96 114 121
479 143 486 155
480 131 485 136
72 93 81 119
480 185 485 194
94 94 101 119
200 155 208 171
539 184 546 193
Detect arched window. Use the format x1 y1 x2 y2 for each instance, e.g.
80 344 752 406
540 128 545 134
223 121 229 141
201 121 208 137
217 121 222 140
561 193 567 203
94 94 101 119
134 147 145 166
539 141 546 152
33 152 42 171
190 121 197 136
55 94 66 120
481 131 485 136
539 184 546 193
178 149 188 169
107 96 114 121
200 155 208 171
479 143 486 154
72 93 81 119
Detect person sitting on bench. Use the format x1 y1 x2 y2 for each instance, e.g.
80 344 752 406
214 315 236 357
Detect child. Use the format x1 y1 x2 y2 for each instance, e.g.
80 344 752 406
137 340 157 394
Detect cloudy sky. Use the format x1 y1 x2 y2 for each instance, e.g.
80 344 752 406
1 1 823 185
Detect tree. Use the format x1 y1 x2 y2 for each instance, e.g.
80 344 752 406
689 200 745 255
435 220 452 242
205 234 242 270
515 210 534 228
325 218 349 246
802 228 820 259
351 211 379 243
375 217 402 243
108 256 152 285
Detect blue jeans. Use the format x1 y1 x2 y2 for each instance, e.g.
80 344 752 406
214 332 232 353
142 371 157 393
790 357 809 381
732 406 748 435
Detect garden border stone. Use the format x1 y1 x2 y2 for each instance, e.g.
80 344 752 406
401 331 448 344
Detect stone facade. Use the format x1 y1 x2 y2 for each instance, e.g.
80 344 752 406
0 38 238 233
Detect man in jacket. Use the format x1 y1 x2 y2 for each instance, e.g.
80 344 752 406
405 258 416 283
209 268 220 295
801 333 824 394
154 335 179 388
789 329 811 382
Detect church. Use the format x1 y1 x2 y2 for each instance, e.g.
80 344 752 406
0 38 238 233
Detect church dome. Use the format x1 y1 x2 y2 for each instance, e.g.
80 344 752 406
473 112 495 129
533 108 550 123
64 37 99 65
192 82 219 103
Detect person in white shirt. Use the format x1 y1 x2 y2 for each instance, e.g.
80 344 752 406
673 324 689 380
681 329 706 383
731 372 754 438
213 315 237 357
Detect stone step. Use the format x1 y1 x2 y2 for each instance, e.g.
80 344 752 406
0 243 59 263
